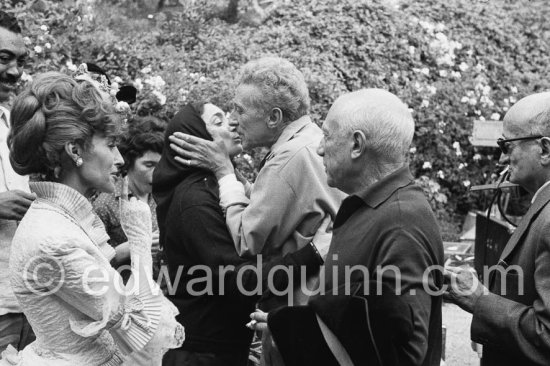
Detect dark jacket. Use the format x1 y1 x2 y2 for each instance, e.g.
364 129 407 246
472 183 550 366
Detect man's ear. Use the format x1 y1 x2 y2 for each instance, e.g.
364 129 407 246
540 137 550 166
266 108 283 129
64 141 84 163
351 130 367 159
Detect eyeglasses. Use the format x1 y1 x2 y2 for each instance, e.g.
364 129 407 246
496 135 544 154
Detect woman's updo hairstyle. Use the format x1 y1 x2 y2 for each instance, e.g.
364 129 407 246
9 71 122 179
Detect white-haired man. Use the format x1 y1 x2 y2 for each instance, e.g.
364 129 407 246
0 11 35 353
251 89 444 366
446 92 550 366
169 57 345 304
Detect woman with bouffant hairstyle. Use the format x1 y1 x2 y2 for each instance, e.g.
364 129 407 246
1 72 184 366
9 72 121 181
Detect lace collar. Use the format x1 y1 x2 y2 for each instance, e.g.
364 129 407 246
30 181 115 261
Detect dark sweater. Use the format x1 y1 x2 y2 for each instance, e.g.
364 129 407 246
161 173 321 353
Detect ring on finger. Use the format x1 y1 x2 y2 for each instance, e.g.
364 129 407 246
186 159 191 167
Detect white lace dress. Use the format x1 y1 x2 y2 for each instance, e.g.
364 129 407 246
0 182 184 366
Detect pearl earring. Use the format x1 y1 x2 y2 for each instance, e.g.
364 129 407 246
75 157 83 167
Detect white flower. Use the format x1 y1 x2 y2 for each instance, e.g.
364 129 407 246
34 45 43 53
434 32 447 41
509 96 517 104
460 96 469 103
408 46 415 56
148 14 154 19
475 63 486 72
450 71 461 79
198 76 206 83
422 161 432 170
510 86 518 94
45 43 51 49
437 170 445 179
145 75 166 90
463 180 471 188
469 98 477 106
40 25 48 32
141 66 152 74
409 147 417 154
458 62 469 72
413 82 422 91
420 67 430 76
458 163 465 170
134 78 143 91
152 90 166 105
419 20 435 32
453 141 462 157
66 60 77 72
421 99 430 108
115 101 131 114
23 37 31 45
478 116 486 121
20 72 33 82
439 70 448 77
490 113 501 121
435 23 446 32
114 76 123 84
473 154 482 162
426 85 437 95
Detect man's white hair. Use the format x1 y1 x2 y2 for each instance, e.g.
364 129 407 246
236 56 310 122
336 89 414 162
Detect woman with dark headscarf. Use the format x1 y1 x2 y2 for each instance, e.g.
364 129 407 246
154 103 323 366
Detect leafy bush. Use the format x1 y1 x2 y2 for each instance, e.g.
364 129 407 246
5 0 550 236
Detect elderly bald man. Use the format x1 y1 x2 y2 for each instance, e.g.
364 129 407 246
446 92 550 366
251 89 445 366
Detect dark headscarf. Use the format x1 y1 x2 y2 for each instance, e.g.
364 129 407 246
153 104 212 241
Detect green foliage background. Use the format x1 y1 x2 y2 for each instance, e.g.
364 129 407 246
5 0 550 238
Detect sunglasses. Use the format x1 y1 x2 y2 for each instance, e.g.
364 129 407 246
496 135 544 154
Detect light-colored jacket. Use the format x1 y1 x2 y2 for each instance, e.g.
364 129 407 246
219 116 346 258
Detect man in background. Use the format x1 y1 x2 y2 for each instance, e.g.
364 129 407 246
446 92 550 366
0 10 36 354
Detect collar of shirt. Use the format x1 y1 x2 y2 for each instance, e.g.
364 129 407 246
264 115 312 160
0 106 9 128
531 180 550 204
334 166 414 229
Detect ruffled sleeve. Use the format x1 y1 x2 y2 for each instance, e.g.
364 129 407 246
35 239 162 355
